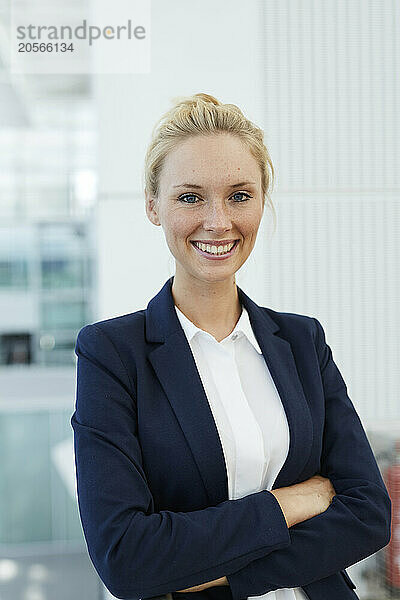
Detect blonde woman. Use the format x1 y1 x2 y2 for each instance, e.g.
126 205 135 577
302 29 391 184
71 93 391 600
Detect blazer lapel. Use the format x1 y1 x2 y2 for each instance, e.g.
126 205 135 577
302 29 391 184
236 286 314 490
145 277 313 506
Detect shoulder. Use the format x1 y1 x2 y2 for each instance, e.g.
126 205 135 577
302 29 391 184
260 307 332 373
258 306 329 371
261 305 320 342
75 309 146 352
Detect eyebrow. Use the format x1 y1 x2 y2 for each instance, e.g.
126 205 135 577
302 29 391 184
172 181 257 189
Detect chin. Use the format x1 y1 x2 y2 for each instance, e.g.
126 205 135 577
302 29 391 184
194 270 238 284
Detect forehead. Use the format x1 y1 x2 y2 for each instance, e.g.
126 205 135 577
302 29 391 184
159 133 261 189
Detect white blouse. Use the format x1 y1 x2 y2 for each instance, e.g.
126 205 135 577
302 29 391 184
174 303 308 600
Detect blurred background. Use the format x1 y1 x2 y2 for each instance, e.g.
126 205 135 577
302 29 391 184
0 0 399 599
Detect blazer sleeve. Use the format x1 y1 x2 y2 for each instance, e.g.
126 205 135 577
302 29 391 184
226 317 392 600
71 323 291 600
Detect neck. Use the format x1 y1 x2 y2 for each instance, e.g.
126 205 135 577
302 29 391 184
171 270 242 342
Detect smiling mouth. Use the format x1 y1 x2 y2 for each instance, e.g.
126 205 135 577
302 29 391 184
190 239 239 257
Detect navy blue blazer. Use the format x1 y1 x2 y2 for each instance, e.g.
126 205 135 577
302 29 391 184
71 276 391 600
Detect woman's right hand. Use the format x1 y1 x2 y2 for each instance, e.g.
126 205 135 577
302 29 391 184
270 474 336 528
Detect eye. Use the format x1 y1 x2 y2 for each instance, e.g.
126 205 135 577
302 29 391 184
177 191 253 204
178 194 201 204
231 192 252 202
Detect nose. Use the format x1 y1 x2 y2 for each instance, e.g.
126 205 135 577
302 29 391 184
202 199 233 234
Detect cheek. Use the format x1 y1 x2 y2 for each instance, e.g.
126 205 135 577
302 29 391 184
164 213 194 242
240 211 263 236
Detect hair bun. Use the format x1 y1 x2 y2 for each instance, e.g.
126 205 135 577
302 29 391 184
170 92 222 110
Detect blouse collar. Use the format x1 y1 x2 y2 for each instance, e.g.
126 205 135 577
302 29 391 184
174 303 263 354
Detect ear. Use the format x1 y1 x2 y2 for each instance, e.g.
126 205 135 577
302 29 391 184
145 190 161 226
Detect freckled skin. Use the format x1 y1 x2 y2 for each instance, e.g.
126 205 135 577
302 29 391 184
145 133 265 296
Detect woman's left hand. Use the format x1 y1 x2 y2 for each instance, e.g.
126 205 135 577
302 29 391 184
176 576 228 592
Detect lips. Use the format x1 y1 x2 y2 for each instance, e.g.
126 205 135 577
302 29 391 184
190 239 239 260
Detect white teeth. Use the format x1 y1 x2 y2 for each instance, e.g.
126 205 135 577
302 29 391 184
193 241 236 255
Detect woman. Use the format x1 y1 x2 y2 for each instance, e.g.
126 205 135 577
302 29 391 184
71 93 391 600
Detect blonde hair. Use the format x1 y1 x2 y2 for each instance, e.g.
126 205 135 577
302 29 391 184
143 92 276 231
